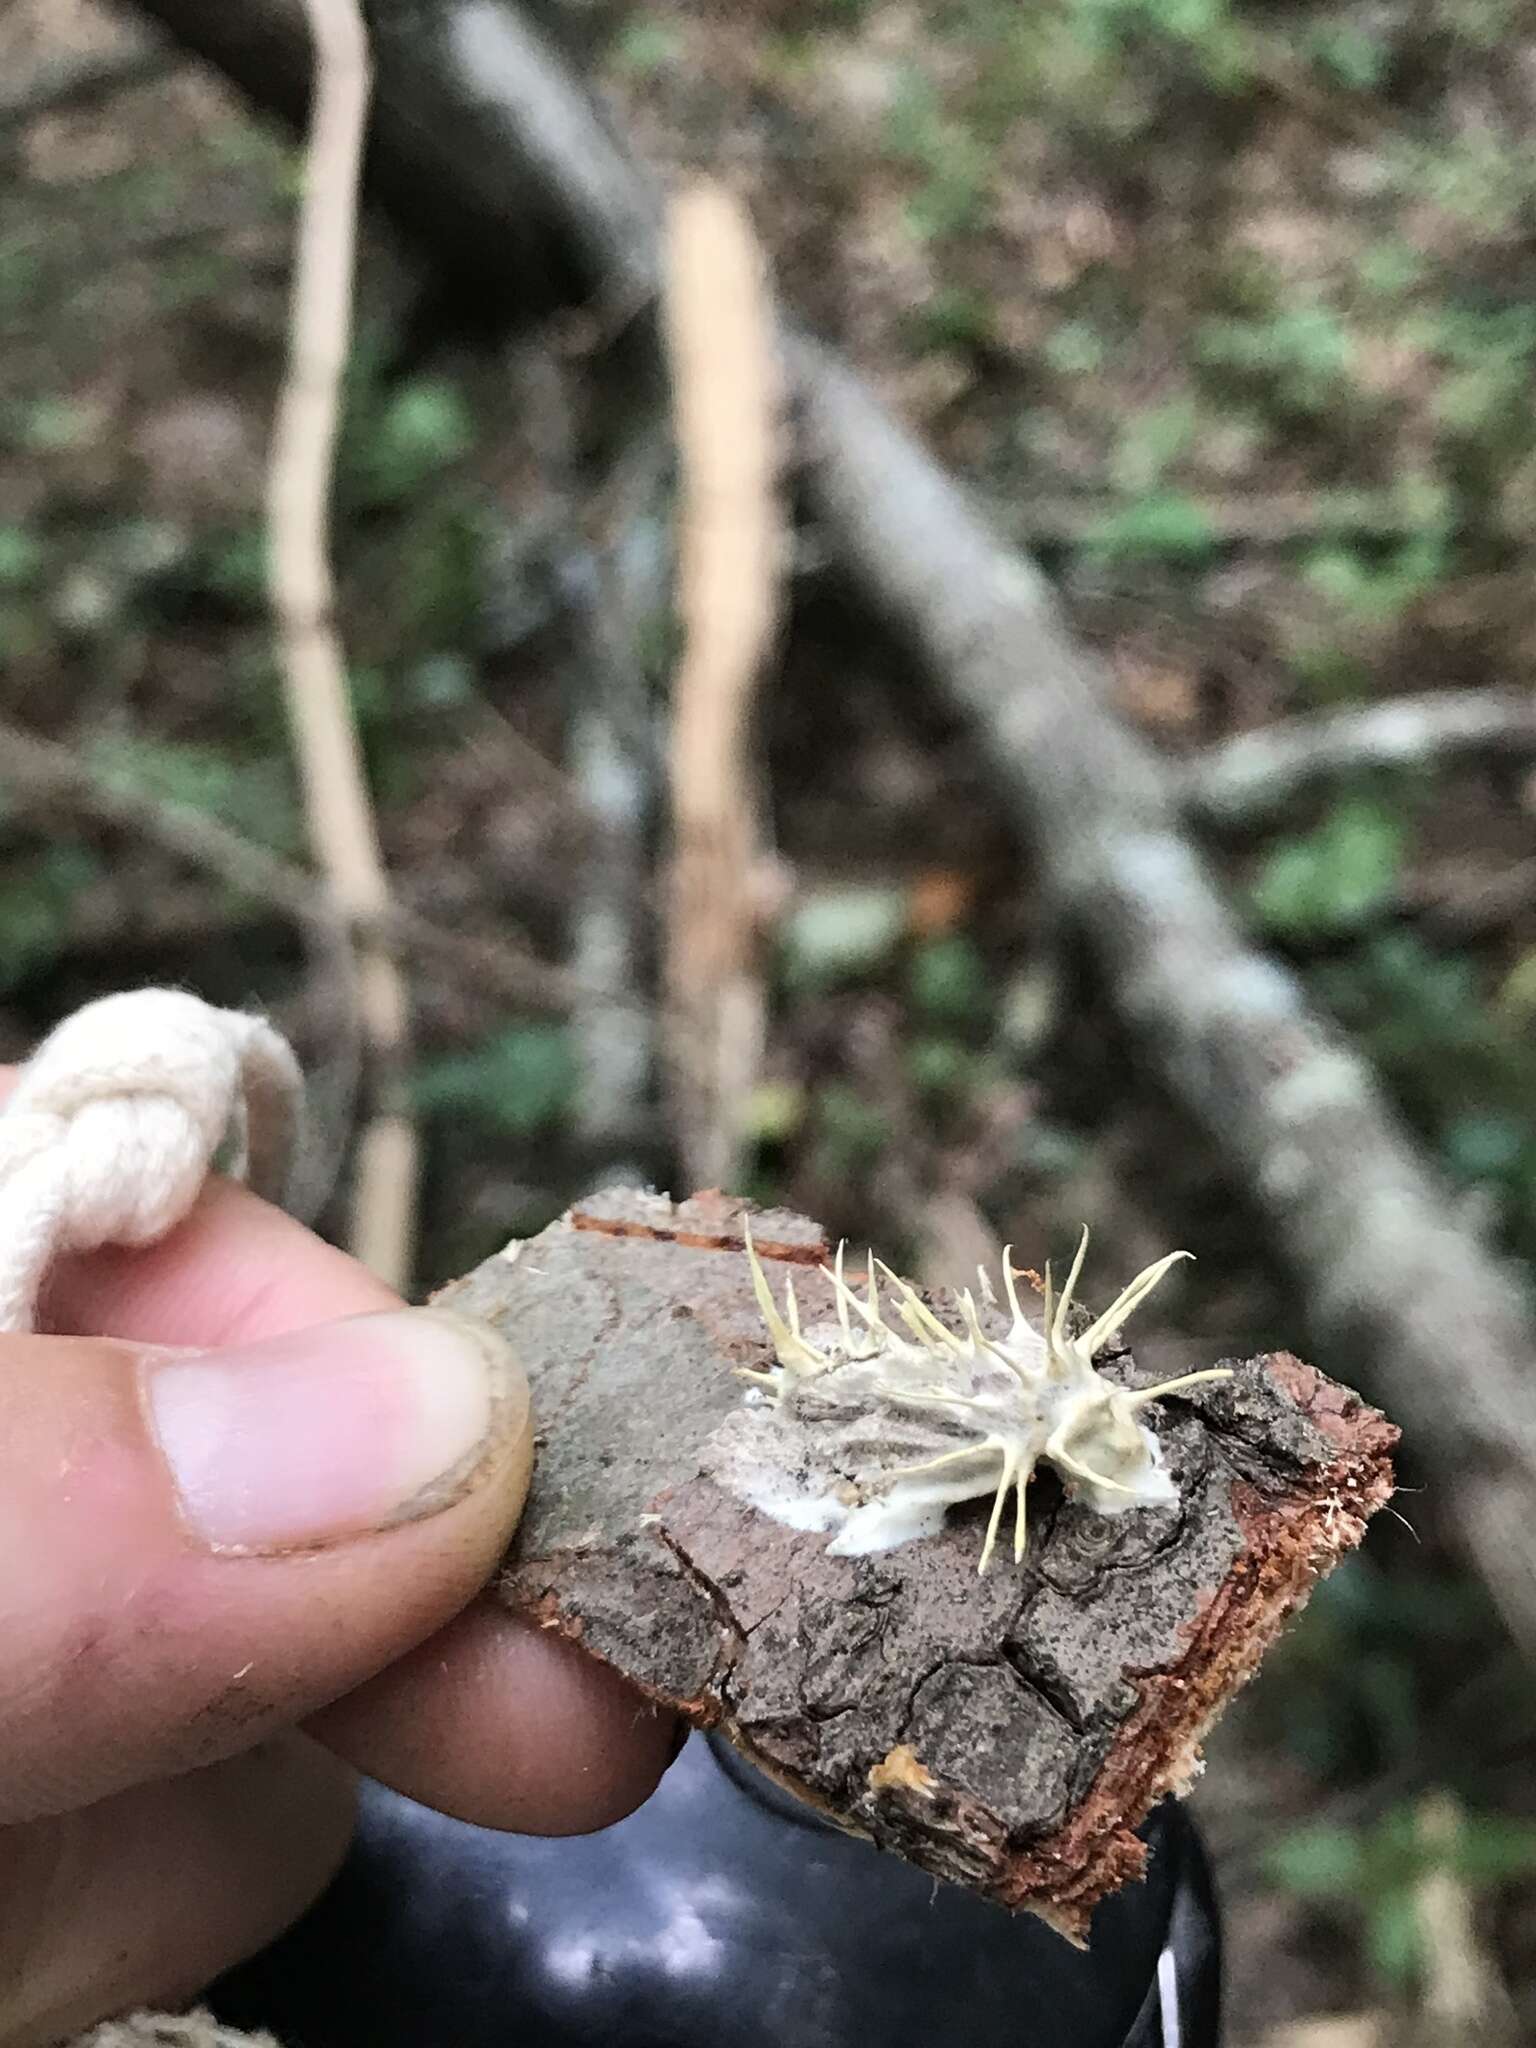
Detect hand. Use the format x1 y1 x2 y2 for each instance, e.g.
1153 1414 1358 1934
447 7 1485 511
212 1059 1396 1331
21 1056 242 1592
0 1147 676 2046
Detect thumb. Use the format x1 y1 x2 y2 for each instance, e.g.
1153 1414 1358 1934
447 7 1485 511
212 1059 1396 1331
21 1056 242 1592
0 1308 531 1822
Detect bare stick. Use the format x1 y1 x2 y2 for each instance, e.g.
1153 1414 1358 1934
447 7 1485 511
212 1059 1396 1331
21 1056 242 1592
1182 689 1536 829
661 182 782 1192
268 0 416 1287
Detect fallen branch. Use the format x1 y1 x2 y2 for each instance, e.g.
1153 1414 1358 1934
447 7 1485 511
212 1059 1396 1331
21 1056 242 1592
115 0 658 319
1181 689 1536 829
661 182 782 1193
795 339 1536 1652
126 0 1536 1654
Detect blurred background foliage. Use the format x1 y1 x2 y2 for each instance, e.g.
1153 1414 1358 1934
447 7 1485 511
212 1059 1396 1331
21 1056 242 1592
4 0 1536 2034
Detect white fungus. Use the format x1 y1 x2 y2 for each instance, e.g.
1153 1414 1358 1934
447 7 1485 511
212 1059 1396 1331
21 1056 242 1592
719 1223 1231 1576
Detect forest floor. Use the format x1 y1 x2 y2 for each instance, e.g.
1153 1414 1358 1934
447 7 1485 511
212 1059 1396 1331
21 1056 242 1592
5 0 1536 2037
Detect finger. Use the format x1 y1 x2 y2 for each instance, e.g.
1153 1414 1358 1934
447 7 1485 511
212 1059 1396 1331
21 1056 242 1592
1 1313 531 1821
0 1735 354 2048
3 1065 677 1834
42 1174 401 1348
310 1595 677 1835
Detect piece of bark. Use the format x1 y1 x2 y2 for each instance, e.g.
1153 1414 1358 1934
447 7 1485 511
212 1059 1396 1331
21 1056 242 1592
438 1186 1397 1941
124 0 1536 1667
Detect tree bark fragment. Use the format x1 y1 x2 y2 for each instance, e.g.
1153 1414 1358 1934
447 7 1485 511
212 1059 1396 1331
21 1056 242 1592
438 1188 1396 1937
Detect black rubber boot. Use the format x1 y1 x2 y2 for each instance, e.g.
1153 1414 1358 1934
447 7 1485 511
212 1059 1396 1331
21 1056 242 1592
211 1732 1221 2047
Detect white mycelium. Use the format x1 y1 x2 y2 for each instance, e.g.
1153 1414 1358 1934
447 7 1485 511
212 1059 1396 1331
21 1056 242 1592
729 1223 1232 1575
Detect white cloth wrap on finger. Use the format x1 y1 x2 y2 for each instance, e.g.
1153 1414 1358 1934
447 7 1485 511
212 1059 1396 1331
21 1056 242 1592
0 989 302 1334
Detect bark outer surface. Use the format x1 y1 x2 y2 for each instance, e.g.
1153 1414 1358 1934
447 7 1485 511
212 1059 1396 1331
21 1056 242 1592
438 1188 1397 1940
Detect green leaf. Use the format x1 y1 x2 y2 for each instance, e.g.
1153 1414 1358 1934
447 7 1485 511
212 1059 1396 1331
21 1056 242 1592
1452 1816 1536 1885
0 844 102 992
1043 321 1106 376
202 526 267 607
907 934 990 1025
0 526 43 588
743 1080 806 1145
1250 799 1405 939
912 287 995 353
1197 305 1355 416
781 888 907 994
1365 1887 1422 1989
413 1026 575 1138
1305 22 1387 90
1443 1113 1525 1181
1264 1822 1368 1899
908 1035 970 1095
612 21 682 76
811 1084 890 1176
348 378 475 508
84 734 300 854
1015 1120 1086 1178
1084 491 1217 562
407 654 476 710
20 397 97 451
1110 399 1200 494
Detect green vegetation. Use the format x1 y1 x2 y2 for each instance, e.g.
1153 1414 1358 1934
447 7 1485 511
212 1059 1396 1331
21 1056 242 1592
0 845 101 993
413 1025 576 1139
1270 1801 1536 1994
1249 796 1406 940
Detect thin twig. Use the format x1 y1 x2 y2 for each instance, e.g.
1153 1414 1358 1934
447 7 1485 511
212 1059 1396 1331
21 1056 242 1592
268 0 416 1286
1182 690 1536 829
661 180 782 1193
0 714 572 1010
0 41 169 134
797 336 1536 1658
1014 485 1471 551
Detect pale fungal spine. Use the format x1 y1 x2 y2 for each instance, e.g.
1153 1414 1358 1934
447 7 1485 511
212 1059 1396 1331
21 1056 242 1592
740 1221 1232 1574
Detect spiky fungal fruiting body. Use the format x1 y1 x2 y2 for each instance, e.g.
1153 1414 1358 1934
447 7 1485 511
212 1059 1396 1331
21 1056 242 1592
728 1223 1232 1575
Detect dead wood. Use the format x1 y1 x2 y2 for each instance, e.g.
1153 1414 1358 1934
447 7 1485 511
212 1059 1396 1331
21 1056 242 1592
661 182 782 1193
121 0 1536 1656
1181 689 1536 829
438 1188 1395 1934
270 0 420 1288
